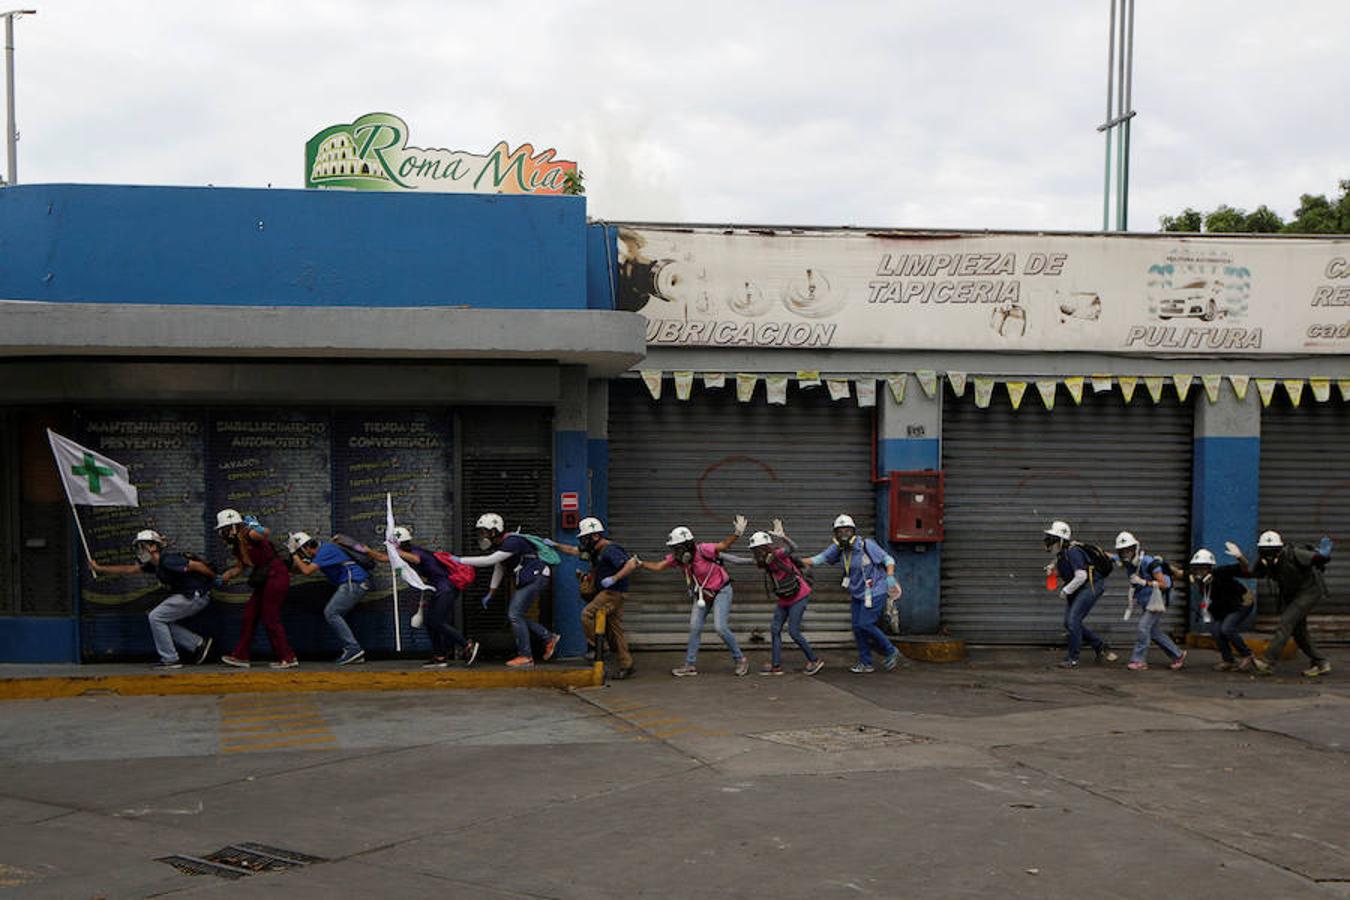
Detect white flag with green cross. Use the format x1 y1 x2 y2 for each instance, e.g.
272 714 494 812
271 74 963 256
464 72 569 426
47 429 140 507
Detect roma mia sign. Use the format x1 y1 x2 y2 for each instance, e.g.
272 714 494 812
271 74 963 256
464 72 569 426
304 113 577 195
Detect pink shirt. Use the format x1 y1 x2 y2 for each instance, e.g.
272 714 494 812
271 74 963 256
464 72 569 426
663 542 730 596
765 547 811 606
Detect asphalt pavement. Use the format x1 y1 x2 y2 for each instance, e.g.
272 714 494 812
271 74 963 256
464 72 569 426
0 646 1346 898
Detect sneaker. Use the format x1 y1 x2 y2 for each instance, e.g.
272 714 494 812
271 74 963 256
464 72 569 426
883 650 901 671
1236 655 1255 671
1302 660 1332 678
1126 660 1149 671
1095 644 1119 664
613 666 636 680
542 633 561 662
221 655 250 669
760 663 784 676
803 658 825 676
269 658 299 670
152 660 183 670
849 663 875 674
336 648 366 666
734 657 750 677
193 636 214 665
506 655 535 669
1213 660 1236 672
422 657 449 669
1057 659 1079 669
462 640 480 668
1251 656 1274 675
1169 650 1187 671
671 664 699 677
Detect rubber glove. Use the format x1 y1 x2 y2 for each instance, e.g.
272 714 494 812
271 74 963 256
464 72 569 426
243 515 262 530
600 575 617 589
1130 574 1148 587
771 519 786 538
886 574 902 600
542 537 557 547
732 515 748 536
1317 536 1333 558
1223 541 1243 559
410 608 424 629
480 592 493 609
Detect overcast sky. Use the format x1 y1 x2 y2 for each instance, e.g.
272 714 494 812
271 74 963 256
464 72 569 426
12 1 1348 231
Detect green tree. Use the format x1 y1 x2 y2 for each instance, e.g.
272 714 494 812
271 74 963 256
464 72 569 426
1160 208 1202 232
1204 205 1247 233
1157 180 1347 234
1243 205 1284 233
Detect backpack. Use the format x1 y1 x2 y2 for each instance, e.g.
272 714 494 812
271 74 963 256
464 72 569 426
1072 541 1114 579
512 532 562 566
331 533 377 572
432 551 478 589
763 551 805 600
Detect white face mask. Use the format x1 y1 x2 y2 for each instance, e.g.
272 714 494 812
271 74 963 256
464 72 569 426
135 546 153 564
478 537 492 551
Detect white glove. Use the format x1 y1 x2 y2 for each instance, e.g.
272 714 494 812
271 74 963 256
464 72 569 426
771 518 786 538
1059 589 1071 601
732 515 748 536
410 608 424 629
1129 574 1148 587
1224 541 1243 559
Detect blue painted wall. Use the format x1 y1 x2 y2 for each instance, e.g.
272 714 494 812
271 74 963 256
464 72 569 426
1190 435 1260 624
553 429 589 657
0 617 79 663
877 437 942 634
0 184 587 308
586 223 618 310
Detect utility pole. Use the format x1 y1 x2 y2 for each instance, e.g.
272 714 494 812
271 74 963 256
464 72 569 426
2 8 36 187
1098 0 1135 231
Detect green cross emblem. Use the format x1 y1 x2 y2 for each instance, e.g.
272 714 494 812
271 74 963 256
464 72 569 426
71 452 114 494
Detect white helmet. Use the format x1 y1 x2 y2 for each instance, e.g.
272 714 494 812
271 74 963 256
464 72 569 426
475 513 504 533
215 508 244 531
748 531 774 549
667 526 695 546
833 514 856 530
1044 520 1072 541
1189 548 1217 566
286 531 314 554
1115 531 1139 551
132 529 165 546
1258 530 1283 549
578 516 605 537
391 525 412 544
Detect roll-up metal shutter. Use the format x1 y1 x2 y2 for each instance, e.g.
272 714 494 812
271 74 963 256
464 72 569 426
608 379 874 648
941 388 1193 645
1259 395 1349 615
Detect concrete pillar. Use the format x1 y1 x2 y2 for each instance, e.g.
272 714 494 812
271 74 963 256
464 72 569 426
1190 389 1260 626
586 379 609 525
875 382 941 634
553 366 589 657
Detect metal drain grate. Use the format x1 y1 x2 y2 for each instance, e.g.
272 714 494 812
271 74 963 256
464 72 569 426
750 724 930 753
158 844 326 880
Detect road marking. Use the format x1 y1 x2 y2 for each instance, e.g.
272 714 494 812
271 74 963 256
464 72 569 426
217 695 337 755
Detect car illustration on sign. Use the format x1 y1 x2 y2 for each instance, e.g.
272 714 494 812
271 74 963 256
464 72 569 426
1157 279 1223 321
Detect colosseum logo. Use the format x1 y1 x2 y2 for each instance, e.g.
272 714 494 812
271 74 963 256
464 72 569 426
304 112 576 195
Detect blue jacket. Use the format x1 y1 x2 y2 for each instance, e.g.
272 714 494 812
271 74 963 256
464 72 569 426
811 537 894 603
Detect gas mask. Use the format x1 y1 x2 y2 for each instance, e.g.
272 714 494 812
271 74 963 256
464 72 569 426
752 548 771 568
477 529 498 551
675 542 695 565
1044 536 1062 554
834 528 856 548
1118 547 1137 565
1259 548 1280 565
135 543 155 564
1189 567 1213 586
218 527 239 547
579 534 601 558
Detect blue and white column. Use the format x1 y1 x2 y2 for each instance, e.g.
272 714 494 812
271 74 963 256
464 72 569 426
875 382 941 634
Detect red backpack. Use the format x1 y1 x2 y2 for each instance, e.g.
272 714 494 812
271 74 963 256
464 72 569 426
433 552 477 589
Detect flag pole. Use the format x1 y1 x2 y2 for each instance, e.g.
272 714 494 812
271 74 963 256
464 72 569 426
386 492 401 652
391 557 402 652
46 429 97 577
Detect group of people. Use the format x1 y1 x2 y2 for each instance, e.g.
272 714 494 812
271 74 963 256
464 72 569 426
1044 520 1334 677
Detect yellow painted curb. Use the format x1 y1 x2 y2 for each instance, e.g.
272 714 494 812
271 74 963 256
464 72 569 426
1184 633 1297 660
0 665 603 701
897 637 967 663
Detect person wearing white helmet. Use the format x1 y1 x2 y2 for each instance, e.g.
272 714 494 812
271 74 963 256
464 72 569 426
288 531 371 666
1188 548 1256 671
637 516 750 677
1045 520 1118 669
89 529 217 670
370 525 480 669
452 512 560 669
801 514 903 674
749 520 824 676
1227 530 1334 676
215 509 297 669
552 516 640 679
1111 532 1185 672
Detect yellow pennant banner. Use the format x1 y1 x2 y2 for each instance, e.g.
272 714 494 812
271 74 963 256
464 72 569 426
673 370 694 400
1173 374 1193 403
765 374 789 405
916 369 939 399
703 372 726 389
1036 380 1058 409
1118 375 1138 403
886 374 907 404
1282 378 1305 407
1339 379 1350 402
973 377 995 408
1091 373 1113 393
1228 375 1250 401
856 379 877 407
1254 378 1277 407
1309 377 1331 402
1006 381 1028 410
948 371 968 397
796 370 821 389
1201 374 1222 403
1144 376 1165 403
826 378 851 401
1064 376 1085 405
736 372 758 402
640 370 663 400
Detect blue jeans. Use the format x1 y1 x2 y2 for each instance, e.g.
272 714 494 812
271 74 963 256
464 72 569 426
426 587 468 657
771 596 817 666
685 585 742 665
1063 579 1107 661
1211 608 1253 662
1131 608 1182 663
148 591 209 663
851 594 896 666
324 579 368 653
508 578 553 659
